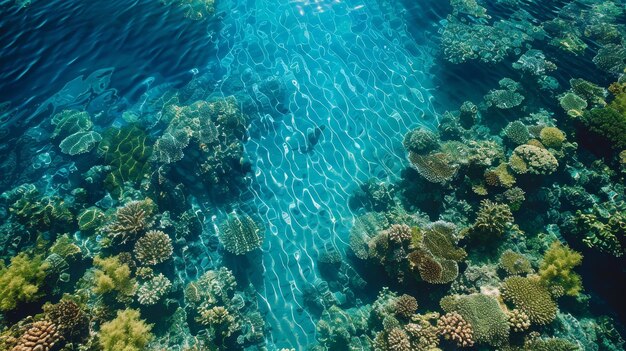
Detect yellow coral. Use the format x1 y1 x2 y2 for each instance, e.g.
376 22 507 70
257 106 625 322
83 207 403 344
539 127 566 149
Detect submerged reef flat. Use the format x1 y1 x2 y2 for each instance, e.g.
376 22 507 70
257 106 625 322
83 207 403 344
0 0 625 350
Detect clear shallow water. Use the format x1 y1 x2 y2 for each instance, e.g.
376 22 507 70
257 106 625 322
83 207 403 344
1 0 626 350
222 0 438 346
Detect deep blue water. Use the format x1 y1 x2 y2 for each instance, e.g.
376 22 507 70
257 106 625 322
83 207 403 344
1 0 626 349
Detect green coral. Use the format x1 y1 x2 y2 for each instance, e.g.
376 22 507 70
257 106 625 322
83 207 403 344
499 250 533 276
6 184 73 232
471 200 513 238
99 309 153 351
501 276 557 325
51 109 93 139
0 253 49 311
92 255 136 300
504 121 531 145
539 241 583 296
440 293 509 346
218 212 263 255
59 130 102 155
49 234 82 260
409 221 466 284
559 92 588 118
402 128 439 154
539 127 566 149
575 202 625 257
97 125 152 191
77 206 106 232
582 107 626 150
570 78 607 107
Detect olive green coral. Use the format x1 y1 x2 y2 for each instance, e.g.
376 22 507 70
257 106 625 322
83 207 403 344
0 253 49 311
92 255 136 299
538 241 583 297
471 200 513 238
99 309 153 351
499 250 533 276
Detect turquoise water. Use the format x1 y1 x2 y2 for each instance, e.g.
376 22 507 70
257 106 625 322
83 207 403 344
1 0 625 350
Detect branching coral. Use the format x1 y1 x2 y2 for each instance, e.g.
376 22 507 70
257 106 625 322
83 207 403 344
0 253 49 311
538 241 583 297
134 230 173 265
99 309 153 351
437 312 474 347
218 212 263 255
43 299 89 342
393 294 418 319
507 308 531 332
136 273 172 305
501 276 557 325
92 255 136 300
103 199 155 244
471 200 513 238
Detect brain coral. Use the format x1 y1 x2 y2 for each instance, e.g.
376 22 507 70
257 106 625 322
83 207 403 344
501 276 557 325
